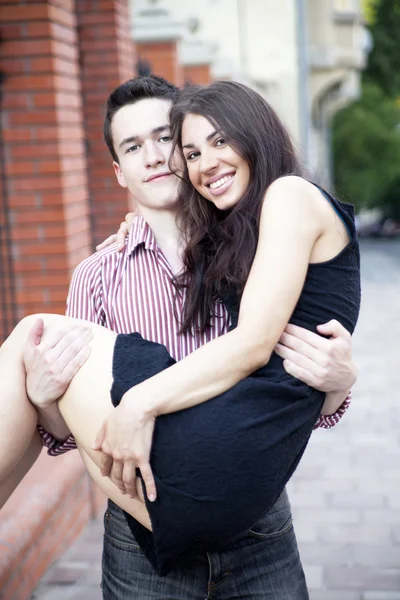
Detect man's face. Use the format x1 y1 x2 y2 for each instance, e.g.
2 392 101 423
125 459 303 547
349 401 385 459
112 98 181 212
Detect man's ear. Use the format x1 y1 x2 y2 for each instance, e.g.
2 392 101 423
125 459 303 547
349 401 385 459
113 161 127 188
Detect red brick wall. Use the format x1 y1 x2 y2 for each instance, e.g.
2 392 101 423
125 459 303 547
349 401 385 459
0 0 92 321
184 64 212 86
137 40 183 87
76 0 136 247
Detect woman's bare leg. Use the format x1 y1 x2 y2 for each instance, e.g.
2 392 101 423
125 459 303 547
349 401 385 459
0 430 42 507
0 314 151 529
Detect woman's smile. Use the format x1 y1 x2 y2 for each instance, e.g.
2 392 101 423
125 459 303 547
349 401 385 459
182 113 250 210
205 172 235 196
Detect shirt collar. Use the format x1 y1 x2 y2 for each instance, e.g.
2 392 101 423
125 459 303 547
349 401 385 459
126 215 158 256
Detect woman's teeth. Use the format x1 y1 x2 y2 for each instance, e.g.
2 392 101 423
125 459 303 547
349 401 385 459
209 174 234 189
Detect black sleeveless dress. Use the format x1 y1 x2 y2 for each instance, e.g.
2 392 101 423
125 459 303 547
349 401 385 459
110 187 361 575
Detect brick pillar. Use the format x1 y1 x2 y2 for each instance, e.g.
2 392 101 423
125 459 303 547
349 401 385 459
137 40 183 87
0 0 92 321
0 125 16 341
76 0 136 247
183 64 212 86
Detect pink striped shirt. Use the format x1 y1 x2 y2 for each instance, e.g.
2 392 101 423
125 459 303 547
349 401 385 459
39 215 350 455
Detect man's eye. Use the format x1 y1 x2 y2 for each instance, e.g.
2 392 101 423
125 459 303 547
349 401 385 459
127 144 140 153
159 135 172 143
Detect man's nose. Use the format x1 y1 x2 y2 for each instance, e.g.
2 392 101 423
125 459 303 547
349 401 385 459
144 141 165 168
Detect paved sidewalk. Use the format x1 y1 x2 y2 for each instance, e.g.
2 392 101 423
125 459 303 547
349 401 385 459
31 239 400 600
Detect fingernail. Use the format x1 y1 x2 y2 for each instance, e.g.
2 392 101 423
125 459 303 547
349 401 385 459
149 494 155 502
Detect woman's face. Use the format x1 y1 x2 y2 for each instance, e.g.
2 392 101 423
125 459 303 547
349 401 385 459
181 113 251 211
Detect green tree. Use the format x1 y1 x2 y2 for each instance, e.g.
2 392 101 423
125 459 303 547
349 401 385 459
332 0 400 215
364 0 400 98
333 84 400 209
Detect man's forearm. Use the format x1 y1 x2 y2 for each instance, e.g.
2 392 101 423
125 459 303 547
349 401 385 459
36 403 71 441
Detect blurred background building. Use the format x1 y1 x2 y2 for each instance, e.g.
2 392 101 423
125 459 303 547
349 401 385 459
2 1 398 599
0 0 369 342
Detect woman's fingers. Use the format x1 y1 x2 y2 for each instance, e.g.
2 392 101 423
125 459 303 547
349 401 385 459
138 461 157 502
116 222 129 251
121 460 137 498
96 234 117 251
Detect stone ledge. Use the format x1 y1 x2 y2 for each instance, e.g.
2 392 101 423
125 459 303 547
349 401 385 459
0 450 105 600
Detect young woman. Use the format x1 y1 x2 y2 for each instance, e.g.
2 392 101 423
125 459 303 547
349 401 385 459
0 81 360 577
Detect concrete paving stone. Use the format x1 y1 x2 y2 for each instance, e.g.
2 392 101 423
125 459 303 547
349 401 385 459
292 507 361 525
390 526 400 544
347 545 400 569
363 593 400 600
361 509 400 525
355 480 400 495
288 490 328 508
328 492 386 509
79 564 102 585
42 565 86 585
325 567 400 591
319 523 394 545
30 585 79 600
298 543 349 566
292 522 319 544
64 540 103 563
310 592 361 600
303 565 323 590
66 586 102 600
387 496 400 510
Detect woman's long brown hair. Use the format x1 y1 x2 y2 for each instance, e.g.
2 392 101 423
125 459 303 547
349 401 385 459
169 81 303 334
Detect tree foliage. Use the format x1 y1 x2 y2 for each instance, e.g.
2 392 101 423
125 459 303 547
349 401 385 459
332 0 400 215
333 84 400 210
364 0 400 98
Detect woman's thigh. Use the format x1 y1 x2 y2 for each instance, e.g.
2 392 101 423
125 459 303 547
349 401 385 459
78 447 151 529
30 316 151 526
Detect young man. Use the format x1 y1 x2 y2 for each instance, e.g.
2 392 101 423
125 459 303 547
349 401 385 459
26 76 356 599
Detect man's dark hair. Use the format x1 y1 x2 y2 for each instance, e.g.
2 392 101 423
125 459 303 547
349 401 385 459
103 75 181 162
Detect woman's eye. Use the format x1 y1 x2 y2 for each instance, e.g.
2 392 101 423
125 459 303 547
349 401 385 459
186 152 199 161
215 138 226 147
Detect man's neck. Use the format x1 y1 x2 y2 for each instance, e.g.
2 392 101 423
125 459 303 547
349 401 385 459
138 206 183 274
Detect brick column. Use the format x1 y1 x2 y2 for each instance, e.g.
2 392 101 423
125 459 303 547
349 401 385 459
76 0 136 247
183 63 212 86
0 0 92 321
137 39 183 87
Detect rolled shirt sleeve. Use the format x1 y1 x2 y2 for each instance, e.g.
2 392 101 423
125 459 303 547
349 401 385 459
38 253 105 455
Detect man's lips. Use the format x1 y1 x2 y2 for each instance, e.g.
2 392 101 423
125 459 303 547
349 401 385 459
145 172 172 183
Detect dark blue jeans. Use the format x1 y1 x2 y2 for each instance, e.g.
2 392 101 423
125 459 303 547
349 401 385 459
101 489 309 600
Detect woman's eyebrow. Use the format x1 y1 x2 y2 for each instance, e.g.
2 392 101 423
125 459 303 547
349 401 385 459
182 130 219 150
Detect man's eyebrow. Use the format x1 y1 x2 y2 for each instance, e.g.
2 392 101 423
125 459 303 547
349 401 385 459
119 135 139 149
119 125 170 149
182 130 219 150
152 124 170 135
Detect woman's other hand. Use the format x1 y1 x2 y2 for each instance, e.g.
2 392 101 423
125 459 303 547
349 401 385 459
92 389 157 502
96 212 135 252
